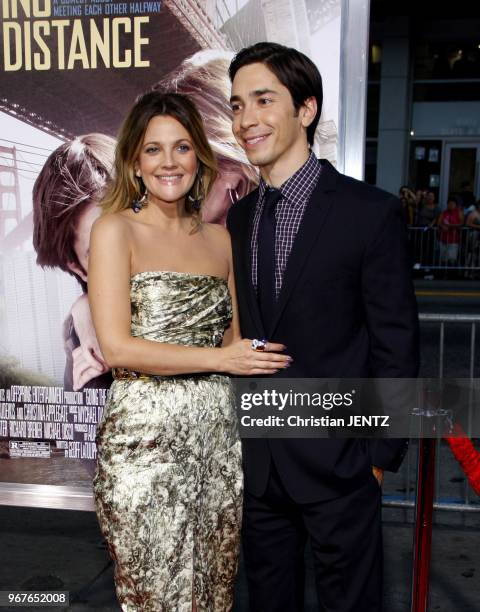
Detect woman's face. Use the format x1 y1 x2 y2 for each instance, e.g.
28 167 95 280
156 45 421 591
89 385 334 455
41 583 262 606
135 115 198 207
68 201 101 282
426 192 436 205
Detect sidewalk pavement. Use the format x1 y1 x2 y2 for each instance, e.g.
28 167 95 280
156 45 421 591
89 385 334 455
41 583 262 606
1 456 479 612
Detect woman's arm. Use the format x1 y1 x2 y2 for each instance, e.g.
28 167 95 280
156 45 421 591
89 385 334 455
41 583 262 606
466 211 480 228
88 215 290 376
221 228 242 347
437 212 446 228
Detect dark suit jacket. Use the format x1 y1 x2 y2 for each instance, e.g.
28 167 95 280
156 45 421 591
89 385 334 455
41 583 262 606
227 159 419 503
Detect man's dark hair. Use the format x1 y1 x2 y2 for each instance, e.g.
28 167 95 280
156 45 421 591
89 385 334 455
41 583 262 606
33 133 115 291
229 42 323 147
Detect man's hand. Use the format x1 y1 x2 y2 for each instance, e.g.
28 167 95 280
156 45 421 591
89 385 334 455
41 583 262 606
372 465 384 487
71 294 109 390
72 345 108 390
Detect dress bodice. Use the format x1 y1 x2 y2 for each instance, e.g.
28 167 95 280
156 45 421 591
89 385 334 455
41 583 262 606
130 271 232 348
96 275 242 612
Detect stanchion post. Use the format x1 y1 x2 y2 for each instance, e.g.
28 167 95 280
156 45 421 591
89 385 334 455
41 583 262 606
411 437 436 612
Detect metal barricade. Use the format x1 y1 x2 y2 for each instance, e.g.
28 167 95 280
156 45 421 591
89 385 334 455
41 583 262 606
384 313 480 513
408 226 480 273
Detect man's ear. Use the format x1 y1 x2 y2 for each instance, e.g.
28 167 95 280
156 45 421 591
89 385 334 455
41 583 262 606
67 261 88 282
301 96 318 128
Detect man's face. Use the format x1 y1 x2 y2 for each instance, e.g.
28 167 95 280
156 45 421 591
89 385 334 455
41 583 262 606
230 62 310 172
68 201 101 282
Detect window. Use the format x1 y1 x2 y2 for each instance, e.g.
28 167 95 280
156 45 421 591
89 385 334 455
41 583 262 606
409 140 442 197
414 42 480 80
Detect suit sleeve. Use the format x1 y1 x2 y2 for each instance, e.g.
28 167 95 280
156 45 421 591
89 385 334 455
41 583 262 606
361 196 420 471
226 205 236 234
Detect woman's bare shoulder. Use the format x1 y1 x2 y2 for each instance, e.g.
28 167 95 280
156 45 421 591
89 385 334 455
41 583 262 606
201 223 233 272
202 222 231 244
92 210 133 238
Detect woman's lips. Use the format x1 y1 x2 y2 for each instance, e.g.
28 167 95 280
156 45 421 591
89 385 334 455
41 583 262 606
155 174 184 185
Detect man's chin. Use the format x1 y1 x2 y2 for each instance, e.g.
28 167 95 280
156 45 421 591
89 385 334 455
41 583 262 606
243 151 273 168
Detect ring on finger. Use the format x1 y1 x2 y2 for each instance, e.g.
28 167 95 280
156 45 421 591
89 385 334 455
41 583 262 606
251 338 268 352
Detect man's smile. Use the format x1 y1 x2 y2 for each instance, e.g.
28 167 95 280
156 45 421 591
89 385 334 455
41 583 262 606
242 133 271 148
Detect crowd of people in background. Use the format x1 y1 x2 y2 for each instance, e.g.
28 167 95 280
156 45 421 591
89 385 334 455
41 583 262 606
399 182 480 276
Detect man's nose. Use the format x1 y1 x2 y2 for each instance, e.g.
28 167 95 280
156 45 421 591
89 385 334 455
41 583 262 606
239 104 258 130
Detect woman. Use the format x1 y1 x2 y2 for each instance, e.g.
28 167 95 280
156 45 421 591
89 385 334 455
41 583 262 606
34 51 258 391
399 185 417 226
33 134 115 390
416 190 440 271
464 200 480 274
438 196 464 266
417 190 439 227
89 92 290 611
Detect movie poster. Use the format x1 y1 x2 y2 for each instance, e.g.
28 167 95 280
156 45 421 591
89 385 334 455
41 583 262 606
0 0 345 508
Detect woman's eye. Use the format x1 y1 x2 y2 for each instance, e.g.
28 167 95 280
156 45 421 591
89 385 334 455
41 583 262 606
145 146 158 154
177 144 191 153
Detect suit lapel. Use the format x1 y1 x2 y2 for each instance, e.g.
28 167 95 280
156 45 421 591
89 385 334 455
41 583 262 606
233 190 266 337
269 160 339 337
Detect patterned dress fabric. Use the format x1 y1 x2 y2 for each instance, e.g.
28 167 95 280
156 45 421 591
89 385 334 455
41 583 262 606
94 271 243 611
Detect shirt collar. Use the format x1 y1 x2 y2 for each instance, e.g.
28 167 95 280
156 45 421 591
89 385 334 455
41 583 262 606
258 151 319 203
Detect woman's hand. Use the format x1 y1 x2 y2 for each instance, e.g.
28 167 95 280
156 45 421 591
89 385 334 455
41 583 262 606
372 465 384 487
218 339 291 375
71 294 109 390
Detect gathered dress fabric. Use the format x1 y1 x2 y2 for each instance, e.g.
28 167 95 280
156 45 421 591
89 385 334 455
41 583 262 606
94 271 243 612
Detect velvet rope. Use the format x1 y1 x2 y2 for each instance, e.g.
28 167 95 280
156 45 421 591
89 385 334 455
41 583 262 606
444 423 480 495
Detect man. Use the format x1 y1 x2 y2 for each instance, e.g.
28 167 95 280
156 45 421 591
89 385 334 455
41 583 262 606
33 134 114 391
226 42 419 611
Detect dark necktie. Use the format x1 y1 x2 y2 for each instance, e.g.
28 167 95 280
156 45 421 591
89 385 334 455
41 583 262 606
257 187 282 329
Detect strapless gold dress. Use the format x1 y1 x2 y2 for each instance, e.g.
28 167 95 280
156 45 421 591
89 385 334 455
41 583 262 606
93 271 243 612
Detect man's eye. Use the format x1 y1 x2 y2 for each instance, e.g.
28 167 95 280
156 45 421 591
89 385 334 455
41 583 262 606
231 104 241 113
259 97 272 105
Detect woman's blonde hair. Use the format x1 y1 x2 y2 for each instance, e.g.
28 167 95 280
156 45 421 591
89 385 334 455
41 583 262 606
102 92 217 222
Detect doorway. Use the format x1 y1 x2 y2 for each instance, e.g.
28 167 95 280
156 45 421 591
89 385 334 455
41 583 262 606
441 143 480 208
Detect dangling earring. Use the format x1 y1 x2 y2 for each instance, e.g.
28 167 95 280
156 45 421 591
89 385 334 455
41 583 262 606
228 188 239 205
188 169 205 213
132 170 147 213
188 194 202 212
132 189 148 213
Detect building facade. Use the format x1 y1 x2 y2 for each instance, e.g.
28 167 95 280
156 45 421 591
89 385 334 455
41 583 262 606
366 1 480 208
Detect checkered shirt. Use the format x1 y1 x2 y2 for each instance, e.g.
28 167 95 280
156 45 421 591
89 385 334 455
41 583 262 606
251 152 322 297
